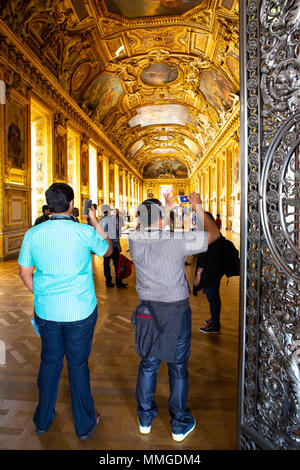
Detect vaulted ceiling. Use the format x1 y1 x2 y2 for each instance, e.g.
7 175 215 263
1 0 239 179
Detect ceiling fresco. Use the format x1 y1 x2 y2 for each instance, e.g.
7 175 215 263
0 0 239 179
104 0 204 18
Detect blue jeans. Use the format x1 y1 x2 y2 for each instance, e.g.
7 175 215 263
203 281 221 328
136 307 194 434
33 307 97 437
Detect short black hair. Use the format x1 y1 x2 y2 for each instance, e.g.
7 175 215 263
137 199 163 227
45 183 74 213
42 205 49 213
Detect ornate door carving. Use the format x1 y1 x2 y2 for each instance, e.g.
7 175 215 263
238 0 300 449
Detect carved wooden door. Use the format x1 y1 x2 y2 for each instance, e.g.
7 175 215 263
238 0 300 450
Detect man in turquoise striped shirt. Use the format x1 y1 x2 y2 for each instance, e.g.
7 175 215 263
18 183 112 440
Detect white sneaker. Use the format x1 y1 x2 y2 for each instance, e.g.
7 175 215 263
138 419 151 435
172 418 196 442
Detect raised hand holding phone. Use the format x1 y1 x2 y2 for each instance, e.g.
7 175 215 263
163 188 178 210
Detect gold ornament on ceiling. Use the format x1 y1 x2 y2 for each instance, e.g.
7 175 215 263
0 0 240 179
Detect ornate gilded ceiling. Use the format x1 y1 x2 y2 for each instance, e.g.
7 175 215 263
0 0 239 179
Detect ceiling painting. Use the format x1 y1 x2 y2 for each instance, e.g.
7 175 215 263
83 73 124 122
71 62 93 94
151 148 178 154
141 63 179 85
143 159 189 179
199 69 236 114
225 56 240 86
129 105 194 128
104 0 204 18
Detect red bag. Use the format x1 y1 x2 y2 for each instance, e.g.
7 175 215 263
117 254 133 279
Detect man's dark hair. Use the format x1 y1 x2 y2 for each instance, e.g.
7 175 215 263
42 205 49 213
45 183 74 213
137 199 163 227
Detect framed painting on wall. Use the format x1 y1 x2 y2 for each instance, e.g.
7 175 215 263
54 131 67 182
234 149 240 186
80 140 89 188
98 158 103 191
109 166 114 194
7 100 27 170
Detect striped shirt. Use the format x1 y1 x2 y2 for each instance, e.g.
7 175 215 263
18 217 109 322
129 229 208 303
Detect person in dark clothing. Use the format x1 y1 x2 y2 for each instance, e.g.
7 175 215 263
71 207 80 222
215 214 222 230
99 206 127 288
193 212 223 334
34 205 51 226
87 204 97 225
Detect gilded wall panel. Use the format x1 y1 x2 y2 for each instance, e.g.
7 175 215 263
0 69 31 259
4 89 29 186
2 185 30 260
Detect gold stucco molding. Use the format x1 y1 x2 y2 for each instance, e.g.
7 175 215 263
189 104 240 179
0 19 142 181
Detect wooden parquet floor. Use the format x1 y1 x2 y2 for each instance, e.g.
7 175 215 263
0 232 240 450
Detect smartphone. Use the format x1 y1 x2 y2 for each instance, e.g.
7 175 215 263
83 199 92 215
178 195 189 203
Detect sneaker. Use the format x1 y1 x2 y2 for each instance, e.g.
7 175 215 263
199 324 220 334
172 418 196 442
138 419 151 435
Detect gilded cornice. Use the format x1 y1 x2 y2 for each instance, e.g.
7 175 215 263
93 0 213 37
189 104 240 179
0 19 142 181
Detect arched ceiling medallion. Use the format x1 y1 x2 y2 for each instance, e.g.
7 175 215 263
141 63 179 85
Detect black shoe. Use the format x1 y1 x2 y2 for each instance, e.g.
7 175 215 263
78 414 101 441
106 282 115 288
35 412 55 434
117 283 128 288
199 324 220 334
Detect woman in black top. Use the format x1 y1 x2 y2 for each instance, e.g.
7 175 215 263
193 212 223 334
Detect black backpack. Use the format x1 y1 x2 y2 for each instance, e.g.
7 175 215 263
220 237 240 278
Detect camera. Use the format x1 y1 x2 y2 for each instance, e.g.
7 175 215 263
83 199 92 216
178 195 189 203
